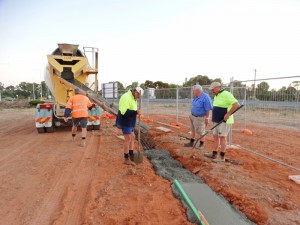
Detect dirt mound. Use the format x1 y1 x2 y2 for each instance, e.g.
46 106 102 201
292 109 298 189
0 101 31 108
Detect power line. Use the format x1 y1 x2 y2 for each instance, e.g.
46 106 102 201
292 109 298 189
231 75 300 83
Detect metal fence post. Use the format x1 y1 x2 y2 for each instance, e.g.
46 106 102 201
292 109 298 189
244 86 247 129
190 85 193 103
228 77 234 146
147 88 150 118
176 86 179 123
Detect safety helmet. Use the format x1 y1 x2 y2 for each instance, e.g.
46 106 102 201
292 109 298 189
135 86 144 96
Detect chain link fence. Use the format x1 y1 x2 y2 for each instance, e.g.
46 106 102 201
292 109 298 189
104 85 247 131
102 77 300 171
103 76 299 157
230 77 300 166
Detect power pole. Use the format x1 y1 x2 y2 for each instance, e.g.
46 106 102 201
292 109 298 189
33 83 36 100
41 82 43 98
253 69 257 99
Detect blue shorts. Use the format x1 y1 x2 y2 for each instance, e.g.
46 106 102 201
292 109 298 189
72 117 88 128
122 127 134 135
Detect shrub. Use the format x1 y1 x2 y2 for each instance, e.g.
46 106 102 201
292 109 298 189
29 100 45 106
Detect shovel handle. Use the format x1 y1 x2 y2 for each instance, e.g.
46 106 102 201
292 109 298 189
138 95 142 152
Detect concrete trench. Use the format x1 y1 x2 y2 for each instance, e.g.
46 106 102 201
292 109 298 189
144 149 255 225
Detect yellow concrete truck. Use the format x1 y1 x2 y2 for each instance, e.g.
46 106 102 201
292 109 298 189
35 43 101 133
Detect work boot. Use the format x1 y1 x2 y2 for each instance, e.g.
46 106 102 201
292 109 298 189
184 141 194 147
129 154 134 162
198 142 205 150
204 151 218 159
124 158 136 166
80 139 86 147
212 157 226 163
129 150 134 161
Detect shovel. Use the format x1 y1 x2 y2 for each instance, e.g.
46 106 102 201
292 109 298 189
134 95 143 164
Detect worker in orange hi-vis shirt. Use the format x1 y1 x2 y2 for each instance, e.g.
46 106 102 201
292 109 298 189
63 88 93 147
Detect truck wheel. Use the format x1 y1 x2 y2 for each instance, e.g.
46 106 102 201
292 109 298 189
93 125 100 130
87 125 93 131
45 126 54 133
37 127 45 133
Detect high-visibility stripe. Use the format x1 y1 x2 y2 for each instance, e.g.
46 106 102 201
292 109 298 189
88 116 99 120
36 117 52 123
72 108 88 113
44 117 51 122
73 102 86 106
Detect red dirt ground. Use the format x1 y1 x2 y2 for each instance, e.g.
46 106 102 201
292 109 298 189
0 109 193 225
1 108 299 225
144 114 300 225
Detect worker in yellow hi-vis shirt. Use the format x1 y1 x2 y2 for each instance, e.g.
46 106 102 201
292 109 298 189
116 87 144 166
205 82 240 163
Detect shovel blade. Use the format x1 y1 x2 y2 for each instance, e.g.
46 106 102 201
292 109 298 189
134 152 144 164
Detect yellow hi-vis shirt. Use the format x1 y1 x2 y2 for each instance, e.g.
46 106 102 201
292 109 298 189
119 90 137 115
213 90 238 124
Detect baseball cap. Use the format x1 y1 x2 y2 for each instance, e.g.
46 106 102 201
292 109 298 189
209 82 221 90
135 87 144 96
74 88 81 94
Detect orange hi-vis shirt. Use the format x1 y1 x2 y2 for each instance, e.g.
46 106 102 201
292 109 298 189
66 94 92 118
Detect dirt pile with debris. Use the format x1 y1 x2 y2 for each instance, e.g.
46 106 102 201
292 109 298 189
0 100 31 108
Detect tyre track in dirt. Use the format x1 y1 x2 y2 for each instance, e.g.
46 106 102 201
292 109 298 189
0 137 44 171
0 109 91 224
0 109 101 225
28 137 95 225
52 134 100 225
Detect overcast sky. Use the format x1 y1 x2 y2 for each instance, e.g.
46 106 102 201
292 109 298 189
1 0 300 89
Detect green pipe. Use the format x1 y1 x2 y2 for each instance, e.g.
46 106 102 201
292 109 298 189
174 179 205 225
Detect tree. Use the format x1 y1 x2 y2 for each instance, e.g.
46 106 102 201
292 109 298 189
257 81 269 92
256 81 270 100
231 80 246 88
144 80 156 88
41 81 48 97
116 81 125 90
3 85 15 98
286 86 297 101
153 81 169 89
16 82 31 99
126 82 139 90
0 82 4 92
291 81 300 90
183 75 222 87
